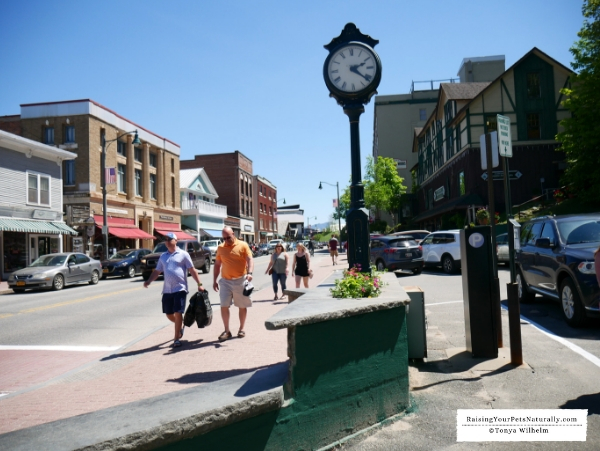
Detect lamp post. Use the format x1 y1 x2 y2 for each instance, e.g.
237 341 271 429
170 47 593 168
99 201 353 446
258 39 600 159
101 130 141 258
319 181 341 235
306 216 317 237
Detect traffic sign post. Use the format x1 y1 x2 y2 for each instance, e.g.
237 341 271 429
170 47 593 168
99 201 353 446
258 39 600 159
497 115 512 157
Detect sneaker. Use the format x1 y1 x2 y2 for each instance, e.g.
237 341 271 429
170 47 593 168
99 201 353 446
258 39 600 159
218 331 232 342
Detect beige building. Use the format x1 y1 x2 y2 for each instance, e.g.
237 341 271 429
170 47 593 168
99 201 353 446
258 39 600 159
1 99 184 256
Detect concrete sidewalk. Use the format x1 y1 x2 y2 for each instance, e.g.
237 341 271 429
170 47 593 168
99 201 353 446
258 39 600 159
0 253 349 435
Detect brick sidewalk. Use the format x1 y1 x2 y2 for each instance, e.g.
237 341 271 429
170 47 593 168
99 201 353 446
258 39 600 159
0 253 347 434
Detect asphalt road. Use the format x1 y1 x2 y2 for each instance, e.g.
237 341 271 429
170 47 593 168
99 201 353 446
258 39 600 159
0 252 284 348
394 264 600 363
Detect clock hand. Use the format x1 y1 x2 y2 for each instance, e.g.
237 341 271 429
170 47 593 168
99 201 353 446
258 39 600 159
349 65 372 82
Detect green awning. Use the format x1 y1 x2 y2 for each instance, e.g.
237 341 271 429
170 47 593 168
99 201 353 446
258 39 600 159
0 218 78 235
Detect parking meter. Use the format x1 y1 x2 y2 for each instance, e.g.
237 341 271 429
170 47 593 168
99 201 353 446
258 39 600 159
460 226 498 358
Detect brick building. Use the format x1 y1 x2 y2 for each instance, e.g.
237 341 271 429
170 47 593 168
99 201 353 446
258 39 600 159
254 175 278 243
0 99 186 256
180 151 256 242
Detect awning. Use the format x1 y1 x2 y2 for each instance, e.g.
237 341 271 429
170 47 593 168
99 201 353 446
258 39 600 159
153 221 180 231
156 229 196 240
109 227 155 240
240 231 254 235
199 228 222 238
0 218 78 235
94 215 136 228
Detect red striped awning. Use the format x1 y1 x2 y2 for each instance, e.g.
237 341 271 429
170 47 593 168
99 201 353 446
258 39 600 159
155 229 195 240
109 227 156 240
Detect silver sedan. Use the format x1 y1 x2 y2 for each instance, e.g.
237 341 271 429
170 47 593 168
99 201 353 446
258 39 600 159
7 252 102 293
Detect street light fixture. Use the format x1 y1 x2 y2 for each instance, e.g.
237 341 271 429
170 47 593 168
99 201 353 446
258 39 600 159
101 130 141 258
318 181 341 235
277 198 286 205
306 216 317 237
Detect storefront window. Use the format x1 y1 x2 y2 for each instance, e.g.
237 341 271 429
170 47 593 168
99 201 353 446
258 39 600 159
3 232 27 272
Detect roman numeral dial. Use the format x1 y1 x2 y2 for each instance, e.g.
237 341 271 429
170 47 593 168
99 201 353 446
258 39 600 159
326 43 379 94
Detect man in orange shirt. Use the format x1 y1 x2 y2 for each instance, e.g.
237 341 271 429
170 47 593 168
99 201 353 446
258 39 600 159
213 226 254 342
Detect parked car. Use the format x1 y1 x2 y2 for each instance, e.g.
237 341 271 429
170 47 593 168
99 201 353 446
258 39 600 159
390 230 431 243
100 248 152 279
370 236 424 274
496 233 510 265
141 240 211 281
267 239 285 254
515 214 600 327
8 252 102 292
258 243 269 255
200 239 222 262
420 230 462 274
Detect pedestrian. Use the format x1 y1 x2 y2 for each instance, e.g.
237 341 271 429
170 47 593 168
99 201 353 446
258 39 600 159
328 233 339 265
265 243 289 300
595 245 600 287
213 226 254 342
143 232 204 348
292 242 311 288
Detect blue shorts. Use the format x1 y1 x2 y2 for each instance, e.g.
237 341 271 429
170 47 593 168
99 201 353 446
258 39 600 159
162 291 187 315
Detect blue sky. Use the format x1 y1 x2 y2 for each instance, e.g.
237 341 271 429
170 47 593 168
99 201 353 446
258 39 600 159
0 0 584 229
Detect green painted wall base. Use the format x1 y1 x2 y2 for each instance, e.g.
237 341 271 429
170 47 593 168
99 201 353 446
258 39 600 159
159 306 409 451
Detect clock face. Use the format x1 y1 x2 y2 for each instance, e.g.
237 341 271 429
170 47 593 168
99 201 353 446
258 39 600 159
327 44 378 93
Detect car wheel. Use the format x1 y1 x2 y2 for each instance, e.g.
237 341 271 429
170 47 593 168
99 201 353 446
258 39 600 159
442 255 455 274
202 259 211 274
89 270 100 285
13 288 25 293
127 265 136 278
52 274 64 291
376 260 386 271
413 267 422 275
142 272 151 281
560 278 586 327
516 270 535 303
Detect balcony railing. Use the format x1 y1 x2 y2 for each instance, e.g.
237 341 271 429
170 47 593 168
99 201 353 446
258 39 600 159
181 198 227 218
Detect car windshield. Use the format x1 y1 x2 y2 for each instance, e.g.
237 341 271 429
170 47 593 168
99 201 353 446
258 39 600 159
110 250 135 260
30 255 66 267
152 242 186 253
388 239 418 247
558 219 600 244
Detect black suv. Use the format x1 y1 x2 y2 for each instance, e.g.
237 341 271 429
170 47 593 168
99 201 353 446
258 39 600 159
141 240 211 281
516 214 600 327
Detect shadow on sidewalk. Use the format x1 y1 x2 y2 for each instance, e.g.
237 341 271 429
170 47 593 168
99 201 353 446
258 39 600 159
166 361 288 387
410 362 514 392
100 340 174 361
560 393 600 416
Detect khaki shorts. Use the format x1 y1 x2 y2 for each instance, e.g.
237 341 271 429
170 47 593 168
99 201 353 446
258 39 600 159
329 249 338 257
219 276 252 308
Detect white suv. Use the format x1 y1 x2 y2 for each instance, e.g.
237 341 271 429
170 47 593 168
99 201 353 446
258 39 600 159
420 230 462 273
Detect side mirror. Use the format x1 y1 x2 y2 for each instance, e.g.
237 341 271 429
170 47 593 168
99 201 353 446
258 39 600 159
535 238 552 249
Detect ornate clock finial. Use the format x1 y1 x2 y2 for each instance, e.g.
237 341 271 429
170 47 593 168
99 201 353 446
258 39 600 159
324 23 379 51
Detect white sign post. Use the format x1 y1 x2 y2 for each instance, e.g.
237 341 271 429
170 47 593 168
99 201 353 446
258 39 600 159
480 131 499 170
497 114 512 157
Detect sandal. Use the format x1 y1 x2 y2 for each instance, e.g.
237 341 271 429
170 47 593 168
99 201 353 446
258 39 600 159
237 331 246 338
218 331 232 342
274 295 279 300
172 340 182 348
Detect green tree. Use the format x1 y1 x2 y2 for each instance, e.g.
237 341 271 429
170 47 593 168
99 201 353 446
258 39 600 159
364 156 407 224
557 0 600 205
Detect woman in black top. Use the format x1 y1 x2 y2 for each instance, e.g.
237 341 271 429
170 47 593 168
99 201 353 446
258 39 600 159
292 242 311 288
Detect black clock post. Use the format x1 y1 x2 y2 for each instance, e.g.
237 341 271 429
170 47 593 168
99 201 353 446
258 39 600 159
323 23 382 272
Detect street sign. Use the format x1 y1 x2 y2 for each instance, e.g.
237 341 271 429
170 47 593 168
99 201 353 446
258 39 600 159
481 170 522 181
497 114 513 157
480 132 499 169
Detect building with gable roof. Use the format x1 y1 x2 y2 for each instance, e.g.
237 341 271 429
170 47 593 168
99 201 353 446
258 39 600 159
179 168 227 240
412 48 572 229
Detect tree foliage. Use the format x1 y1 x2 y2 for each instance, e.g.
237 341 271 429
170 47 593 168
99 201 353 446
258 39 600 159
557 0 600 205
364 156 406 221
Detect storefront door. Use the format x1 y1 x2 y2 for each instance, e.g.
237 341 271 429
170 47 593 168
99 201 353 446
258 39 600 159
30 235 60 264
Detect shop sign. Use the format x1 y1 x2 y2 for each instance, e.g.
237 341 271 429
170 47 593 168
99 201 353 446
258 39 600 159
107 207 128 214
159 215 174 221
32 210 58 220
433 186 445 202
244 225 252 231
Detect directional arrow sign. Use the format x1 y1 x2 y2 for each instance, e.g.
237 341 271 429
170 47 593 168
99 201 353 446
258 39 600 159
481 170 523 181
497 114 513 157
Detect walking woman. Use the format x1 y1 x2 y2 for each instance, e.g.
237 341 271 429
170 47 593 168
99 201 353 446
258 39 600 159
265 243 289 300
292 242 311 288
